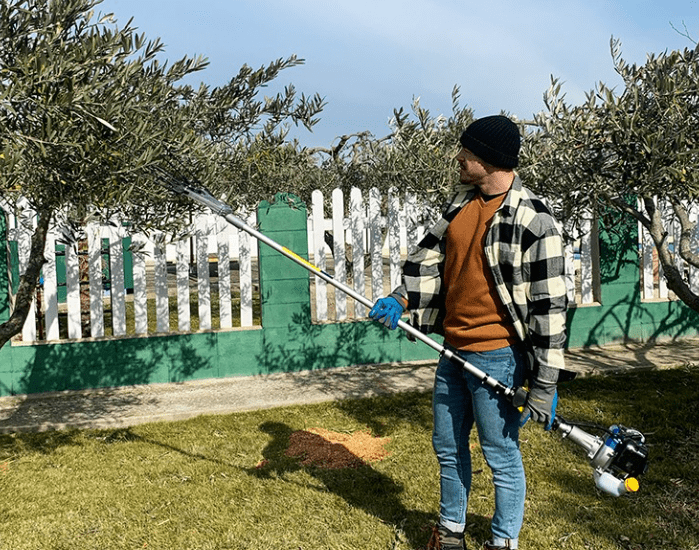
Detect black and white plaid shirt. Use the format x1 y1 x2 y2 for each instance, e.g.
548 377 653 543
392 175 568 375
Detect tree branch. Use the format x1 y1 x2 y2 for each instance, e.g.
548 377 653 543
0 211 52 349
600 191 651 227
644 197 699 312
670 198 699 268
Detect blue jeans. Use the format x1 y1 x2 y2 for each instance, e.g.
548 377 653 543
432 345 526 548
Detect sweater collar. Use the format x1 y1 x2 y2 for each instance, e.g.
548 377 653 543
452 173 523 216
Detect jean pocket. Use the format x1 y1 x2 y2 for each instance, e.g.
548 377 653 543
472 348 514 361
468 348 516 386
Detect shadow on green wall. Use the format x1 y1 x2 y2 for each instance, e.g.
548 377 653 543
256 305 399 375
568 286 699 348
597 207 638 285
0 334 216 431
567 204 699 348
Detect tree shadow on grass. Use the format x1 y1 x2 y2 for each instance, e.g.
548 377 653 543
246 420 437 549
51 420 436 548
531 365 699 549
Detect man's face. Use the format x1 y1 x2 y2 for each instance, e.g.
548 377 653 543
455 147 488 185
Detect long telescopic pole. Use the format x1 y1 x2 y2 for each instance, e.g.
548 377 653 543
172 183 528 408
161 172 653 497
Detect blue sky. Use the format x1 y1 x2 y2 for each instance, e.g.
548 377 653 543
97 0 698 148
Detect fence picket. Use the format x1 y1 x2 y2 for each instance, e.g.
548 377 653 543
217 218 233 330
42 233 60 341
563 243 576 303
691 205 699 294
656 200 671 299
87 224 105 338
368 188 383 302
671 202 684 277
579 217 594 304
176 240 191 332
65 241 82 339
331 189 347 320
388 188 402 291
639 201 655 300
153 239 170 333
107 226 127 337
312 190 328 321
350 188 366 317
17 211 37 342
131 234 149 335
239 212 254 327
404 193 420 256
196 228 212 331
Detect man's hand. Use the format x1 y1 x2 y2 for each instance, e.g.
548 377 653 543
519 380 558 431
369 296 405 330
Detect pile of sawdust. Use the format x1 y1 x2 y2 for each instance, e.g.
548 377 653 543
285 428 392 469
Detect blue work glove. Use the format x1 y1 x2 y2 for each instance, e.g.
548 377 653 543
369 296 405 330
519 381 558 431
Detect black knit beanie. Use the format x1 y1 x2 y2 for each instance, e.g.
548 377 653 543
459 115 520 168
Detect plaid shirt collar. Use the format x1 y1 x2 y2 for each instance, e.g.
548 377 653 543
434 174 524 237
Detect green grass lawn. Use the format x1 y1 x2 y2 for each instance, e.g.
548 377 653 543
0 364 696 550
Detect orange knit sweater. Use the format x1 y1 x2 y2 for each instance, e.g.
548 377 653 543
443 193 517 351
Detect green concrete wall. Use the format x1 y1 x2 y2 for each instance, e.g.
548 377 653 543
566 208 699 347
0 196 697 397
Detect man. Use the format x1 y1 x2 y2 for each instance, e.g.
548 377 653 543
369 115 569 550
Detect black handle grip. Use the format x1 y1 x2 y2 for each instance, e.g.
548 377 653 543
511 386 529 409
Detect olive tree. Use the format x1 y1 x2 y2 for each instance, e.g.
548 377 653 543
311 86 475 214
520 38 699 312
0 0 323 348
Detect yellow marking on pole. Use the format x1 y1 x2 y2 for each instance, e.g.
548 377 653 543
282 247 321 274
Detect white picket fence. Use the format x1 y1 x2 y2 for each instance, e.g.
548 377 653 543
306 189 599 322
5 203 259 343
4 189 694 344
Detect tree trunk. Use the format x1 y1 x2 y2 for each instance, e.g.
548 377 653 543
0 211 52 350
643 198 699 313
670 199 699 269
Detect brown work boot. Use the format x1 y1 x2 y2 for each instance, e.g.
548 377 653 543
426 523 465 549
